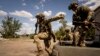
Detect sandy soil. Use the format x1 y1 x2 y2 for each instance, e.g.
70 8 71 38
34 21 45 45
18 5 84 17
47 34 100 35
0 38 38 56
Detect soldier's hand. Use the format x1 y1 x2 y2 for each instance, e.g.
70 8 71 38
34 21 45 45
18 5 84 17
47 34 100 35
59 14 65 19
84 20 89 25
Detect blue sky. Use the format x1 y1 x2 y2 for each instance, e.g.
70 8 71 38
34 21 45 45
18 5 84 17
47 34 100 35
0 0 74 35
0 0 99 35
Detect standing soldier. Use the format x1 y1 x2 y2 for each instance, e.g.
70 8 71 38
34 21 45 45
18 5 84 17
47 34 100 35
68 3 93 47
34 13 64 56
68 3 81 46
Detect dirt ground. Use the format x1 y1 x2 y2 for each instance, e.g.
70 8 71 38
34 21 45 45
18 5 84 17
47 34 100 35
0 38 39 56
0 37 100 56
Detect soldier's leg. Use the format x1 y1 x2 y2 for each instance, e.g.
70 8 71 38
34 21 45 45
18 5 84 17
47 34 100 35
34 33 49 56
44 36 52 56
78 33 86 47
73 31 80 46
72 26 80 46
50 32 56 42
37 50 49 56
38 32 48 39
78 28 86 47
34 32 48 50
34 35 43 51
42 32 55 55
45 38 55 55
44 39 50 48
34 35 43 56
79 25 89 47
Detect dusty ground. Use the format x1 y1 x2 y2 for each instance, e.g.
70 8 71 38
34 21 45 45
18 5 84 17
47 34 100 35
0 37 100 56
0 38 38 56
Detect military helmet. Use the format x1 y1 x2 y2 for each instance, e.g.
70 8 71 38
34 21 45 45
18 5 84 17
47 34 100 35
35 13 45 18
68 2 78 10
65 28 70 33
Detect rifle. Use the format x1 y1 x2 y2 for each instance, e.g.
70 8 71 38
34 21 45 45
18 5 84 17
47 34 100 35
73 21 100 31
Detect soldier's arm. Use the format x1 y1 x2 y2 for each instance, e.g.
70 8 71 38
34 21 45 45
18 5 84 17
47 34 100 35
47 14 65 23
73 14 81 24
86 9 94 21
84 10 94 24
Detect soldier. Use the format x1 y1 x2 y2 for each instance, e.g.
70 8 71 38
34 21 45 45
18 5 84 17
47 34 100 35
68 3 81 46
34 13 64 56
65 29 73 41
68 3 93 47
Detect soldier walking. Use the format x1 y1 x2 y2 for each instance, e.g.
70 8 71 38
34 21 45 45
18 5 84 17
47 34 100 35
68 3 93 47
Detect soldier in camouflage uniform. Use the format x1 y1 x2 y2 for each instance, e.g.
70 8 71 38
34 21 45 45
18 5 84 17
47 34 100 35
34 13 64 56
64 28 73 41
68 3 93 47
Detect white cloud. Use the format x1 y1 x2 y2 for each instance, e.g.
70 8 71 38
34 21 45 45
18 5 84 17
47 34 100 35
9 10 33 18
52 21 62 31
22 3 26 6
9 10 36 22
39 0 46 9
40 2 44 9
0 10 7 16
17 23 35 35
52 21 73 31
30 18 37 23
83 0 100 10
55 12 66 16
34 5 39 9
30 18 35 21
43 10 52 17
33 0 46 10
67 22 73 27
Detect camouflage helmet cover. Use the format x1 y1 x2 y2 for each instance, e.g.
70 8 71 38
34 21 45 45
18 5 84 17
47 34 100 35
35 13 45 18
68 2 78 10
65 28 70 33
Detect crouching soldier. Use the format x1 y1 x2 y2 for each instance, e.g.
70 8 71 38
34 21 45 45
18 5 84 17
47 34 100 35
34 13 64 56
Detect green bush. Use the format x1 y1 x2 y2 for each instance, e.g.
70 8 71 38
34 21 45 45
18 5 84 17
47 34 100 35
0 16 22 38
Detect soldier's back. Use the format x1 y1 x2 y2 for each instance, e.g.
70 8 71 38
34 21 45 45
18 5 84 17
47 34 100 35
77 6 90 20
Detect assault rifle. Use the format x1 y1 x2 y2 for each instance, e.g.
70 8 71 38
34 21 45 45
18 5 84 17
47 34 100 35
73 21 100 31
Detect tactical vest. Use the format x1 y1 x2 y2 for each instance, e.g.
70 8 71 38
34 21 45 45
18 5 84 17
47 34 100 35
73 13 81 25
39 20 52 33
76 6 90 21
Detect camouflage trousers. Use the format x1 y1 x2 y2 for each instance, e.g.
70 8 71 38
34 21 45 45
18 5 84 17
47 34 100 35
73 26 86 47
34 32 54 56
